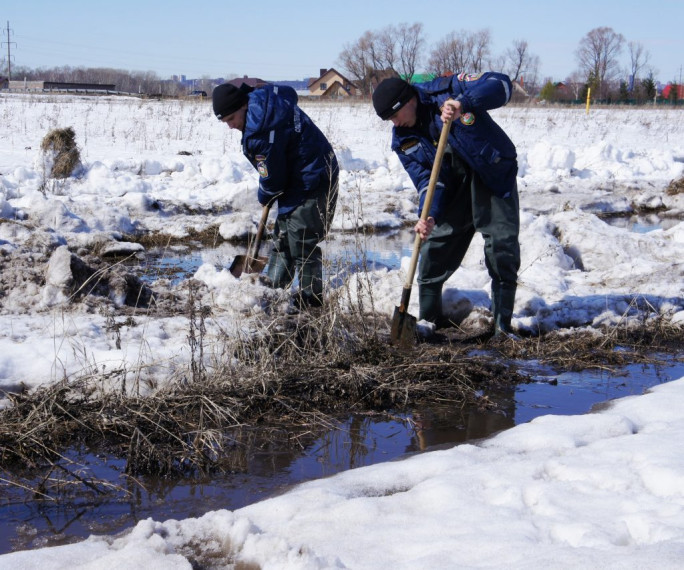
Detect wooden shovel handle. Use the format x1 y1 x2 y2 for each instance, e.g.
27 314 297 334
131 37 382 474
403 118 453 289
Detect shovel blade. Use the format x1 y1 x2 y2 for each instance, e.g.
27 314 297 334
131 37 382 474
390 306 417 346
229 255 268 278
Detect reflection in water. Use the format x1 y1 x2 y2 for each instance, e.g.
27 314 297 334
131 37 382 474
601 212 672 234
411 397 516 452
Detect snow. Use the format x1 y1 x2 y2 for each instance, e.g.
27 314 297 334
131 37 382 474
1 92 683 568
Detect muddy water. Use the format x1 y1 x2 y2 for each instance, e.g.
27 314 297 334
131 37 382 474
2 357 683 554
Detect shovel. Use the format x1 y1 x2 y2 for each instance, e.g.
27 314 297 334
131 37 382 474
390 117 453 345
229 204 271 278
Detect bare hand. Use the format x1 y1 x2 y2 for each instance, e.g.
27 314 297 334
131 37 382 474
441 99 463 123
415 217 435 241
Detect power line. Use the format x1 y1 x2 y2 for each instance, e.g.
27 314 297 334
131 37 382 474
1 21 17 79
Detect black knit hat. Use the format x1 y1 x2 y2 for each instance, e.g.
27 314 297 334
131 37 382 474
212 83 253 120
372 78 415 120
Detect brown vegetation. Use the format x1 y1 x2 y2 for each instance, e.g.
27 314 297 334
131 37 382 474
665 175 684 196
40 127 81 179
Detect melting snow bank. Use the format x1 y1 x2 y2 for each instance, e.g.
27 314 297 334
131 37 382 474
3 376 684 570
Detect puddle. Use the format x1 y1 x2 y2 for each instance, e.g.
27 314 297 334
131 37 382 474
130 214 673 286
602 212 674 233
2 356 682 554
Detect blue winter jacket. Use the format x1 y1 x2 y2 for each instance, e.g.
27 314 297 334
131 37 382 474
242 85 338 215
392 72 517 222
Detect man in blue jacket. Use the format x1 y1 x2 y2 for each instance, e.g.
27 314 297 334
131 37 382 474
213 83 339 308
372 73 520 336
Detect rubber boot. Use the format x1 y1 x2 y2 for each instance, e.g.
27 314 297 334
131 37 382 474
492 282 517 336
418 283 444 325
266 250 294 289
297 258 324 308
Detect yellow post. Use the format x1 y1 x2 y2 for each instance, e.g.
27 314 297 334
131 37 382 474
585 87 591 115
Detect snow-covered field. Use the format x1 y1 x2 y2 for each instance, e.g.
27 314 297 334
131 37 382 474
1 93 683 568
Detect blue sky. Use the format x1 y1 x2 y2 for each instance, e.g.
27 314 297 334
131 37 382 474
3 0 683 83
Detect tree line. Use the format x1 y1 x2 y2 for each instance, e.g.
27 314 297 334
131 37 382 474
338 24 670 103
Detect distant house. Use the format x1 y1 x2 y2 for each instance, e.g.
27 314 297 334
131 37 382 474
308 68 359 98
225 75 270 89
662 83 684 101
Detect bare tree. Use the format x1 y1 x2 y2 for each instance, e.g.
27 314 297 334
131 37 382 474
338 23 425 92
504 40 538 82
396 22 425 82
498 39 540 96
376 27 397 72
427 32 457 76
427 29 492 76
628 41 651 87
489 54 506 73
575 26 625 98
471 29 492 72
565 70 585 100
338 31 378 94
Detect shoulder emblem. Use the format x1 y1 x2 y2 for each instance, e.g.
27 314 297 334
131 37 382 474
457 72 482 82
460 112 475 126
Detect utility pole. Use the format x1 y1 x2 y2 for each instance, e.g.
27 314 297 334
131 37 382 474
1 21 17 80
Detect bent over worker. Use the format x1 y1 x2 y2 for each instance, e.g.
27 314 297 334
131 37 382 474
372 73 520 335
213 82 338 308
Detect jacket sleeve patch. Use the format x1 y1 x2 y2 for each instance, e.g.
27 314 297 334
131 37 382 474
457 72 482 82
460 112 476 126
400 139 420 155
256 156 269 178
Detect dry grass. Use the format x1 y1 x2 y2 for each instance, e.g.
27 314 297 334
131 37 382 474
40 127 81 179
665 175 684 196
486 326 682 370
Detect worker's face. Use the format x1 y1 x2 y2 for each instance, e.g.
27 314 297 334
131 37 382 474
389 96 417 128
221 104 248 132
